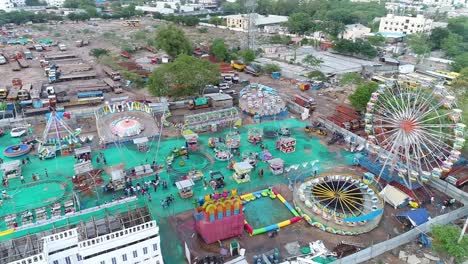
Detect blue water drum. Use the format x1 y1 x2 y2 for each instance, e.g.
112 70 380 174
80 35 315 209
252 255 258 263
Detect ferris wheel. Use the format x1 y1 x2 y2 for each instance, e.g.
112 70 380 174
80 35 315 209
364 83 465 188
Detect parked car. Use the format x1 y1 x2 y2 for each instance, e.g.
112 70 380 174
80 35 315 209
219 82 230 90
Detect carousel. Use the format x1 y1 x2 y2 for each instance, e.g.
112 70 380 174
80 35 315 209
213 143 232 161
294 173 384 235
226 131 241 149
248 128 263 144
239 84 288 121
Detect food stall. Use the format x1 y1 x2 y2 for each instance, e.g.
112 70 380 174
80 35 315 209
176 179 195 199
133 137 149 152
268 158 284 175
233 161 253 184
1 160 21 180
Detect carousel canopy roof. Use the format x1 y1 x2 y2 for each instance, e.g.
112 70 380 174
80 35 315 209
176 179 195 190
1 160 21 171
234 162 253 172
74 146 91 156
133 137 149 144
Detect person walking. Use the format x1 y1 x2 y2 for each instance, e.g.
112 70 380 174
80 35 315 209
44 168 48 178
20 175 25 184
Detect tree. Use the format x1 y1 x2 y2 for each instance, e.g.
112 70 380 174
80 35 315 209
348 81 378 110
432 225 468 263
287 12 311 35
333 39 377 58
122 70 144 89
210 38 229 62
63 0 94 8
407 33 432 59
302 54 323 69
209 16 224 27
240 49 256 64
307 70 327 81
447 17 468 42
262 63 281 74
340 72 363 86
155 25 192 58
367 34 385 46
452 53 468 72
269 35 291 45
430 27 450 50
148 55 220 97
67 12 90 21
441 33 464 57
90 48 109 58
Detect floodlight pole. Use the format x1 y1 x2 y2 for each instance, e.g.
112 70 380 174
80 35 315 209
459 217 468 243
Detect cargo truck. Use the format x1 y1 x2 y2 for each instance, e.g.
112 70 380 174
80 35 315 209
188 97 210 110
58 44 67 51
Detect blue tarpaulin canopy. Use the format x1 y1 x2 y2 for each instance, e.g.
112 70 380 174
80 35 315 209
397 208 430 227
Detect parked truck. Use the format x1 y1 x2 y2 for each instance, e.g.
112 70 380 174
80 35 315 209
24 50 33 60
0 55 7 65
58 44 67 51
293 94 316 111
17 58 29 68
231 61 246 71
34 44 43 52
102 66 121 81
188 97 210 110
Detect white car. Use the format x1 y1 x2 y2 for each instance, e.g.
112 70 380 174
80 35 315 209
219 83 230 90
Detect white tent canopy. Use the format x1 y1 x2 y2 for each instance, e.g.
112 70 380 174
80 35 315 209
379 185 410 209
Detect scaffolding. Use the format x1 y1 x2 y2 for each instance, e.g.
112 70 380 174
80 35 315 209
0 204 152 263
184 107 240 133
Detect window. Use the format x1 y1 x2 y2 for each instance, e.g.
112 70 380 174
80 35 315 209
53 261 59 264
133 250 138 258
153 243 158 251
112 257 117 264
122 254 128 261
143 247 148 255
100 261 105 264
65 256 71 264
77 254 82 261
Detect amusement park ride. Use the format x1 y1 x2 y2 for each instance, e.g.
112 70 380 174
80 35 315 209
38 108 81 159
364 83 465 189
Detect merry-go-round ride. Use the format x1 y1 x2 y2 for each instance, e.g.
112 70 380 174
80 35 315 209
294 173 384 235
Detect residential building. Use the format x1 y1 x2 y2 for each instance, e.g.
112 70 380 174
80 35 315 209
385 2 424 14
378 14 433 35
224 13 288 31
0 0 14 11
45 0 65 7
341 24 371 41
422 0 456 7
9 0 25 6
1 204 164 264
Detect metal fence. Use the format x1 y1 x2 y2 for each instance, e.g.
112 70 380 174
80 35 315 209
331 175 468 263
331 206 468 263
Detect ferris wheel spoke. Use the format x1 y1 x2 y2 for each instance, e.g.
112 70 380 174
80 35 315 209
377 130 400 147
415 110 453 125
416 129 452 160
420 126 457 142
418 128 457 147
413 132 447 171
371 114 401 126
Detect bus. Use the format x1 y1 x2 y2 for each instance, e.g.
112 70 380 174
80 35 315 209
102 66 121 81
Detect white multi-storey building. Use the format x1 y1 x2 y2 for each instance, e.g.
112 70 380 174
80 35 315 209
1 206 164 264
378 14 433 35
44 0 65 7
9 0 25 6
0 0 14 11
341 24 372 41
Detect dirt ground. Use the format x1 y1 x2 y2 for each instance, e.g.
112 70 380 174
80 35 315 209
168 180 457 261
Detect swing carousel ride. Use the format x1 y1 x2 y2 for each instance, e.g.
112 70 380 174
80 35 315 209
37 110 82 160
364 83 464 188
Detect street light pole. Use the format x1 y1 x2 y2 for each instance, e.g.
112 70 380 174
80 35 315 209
458 217 468 243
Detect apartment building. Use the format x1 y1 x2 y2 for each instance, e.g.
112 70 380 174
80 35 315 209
378 14 433 34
